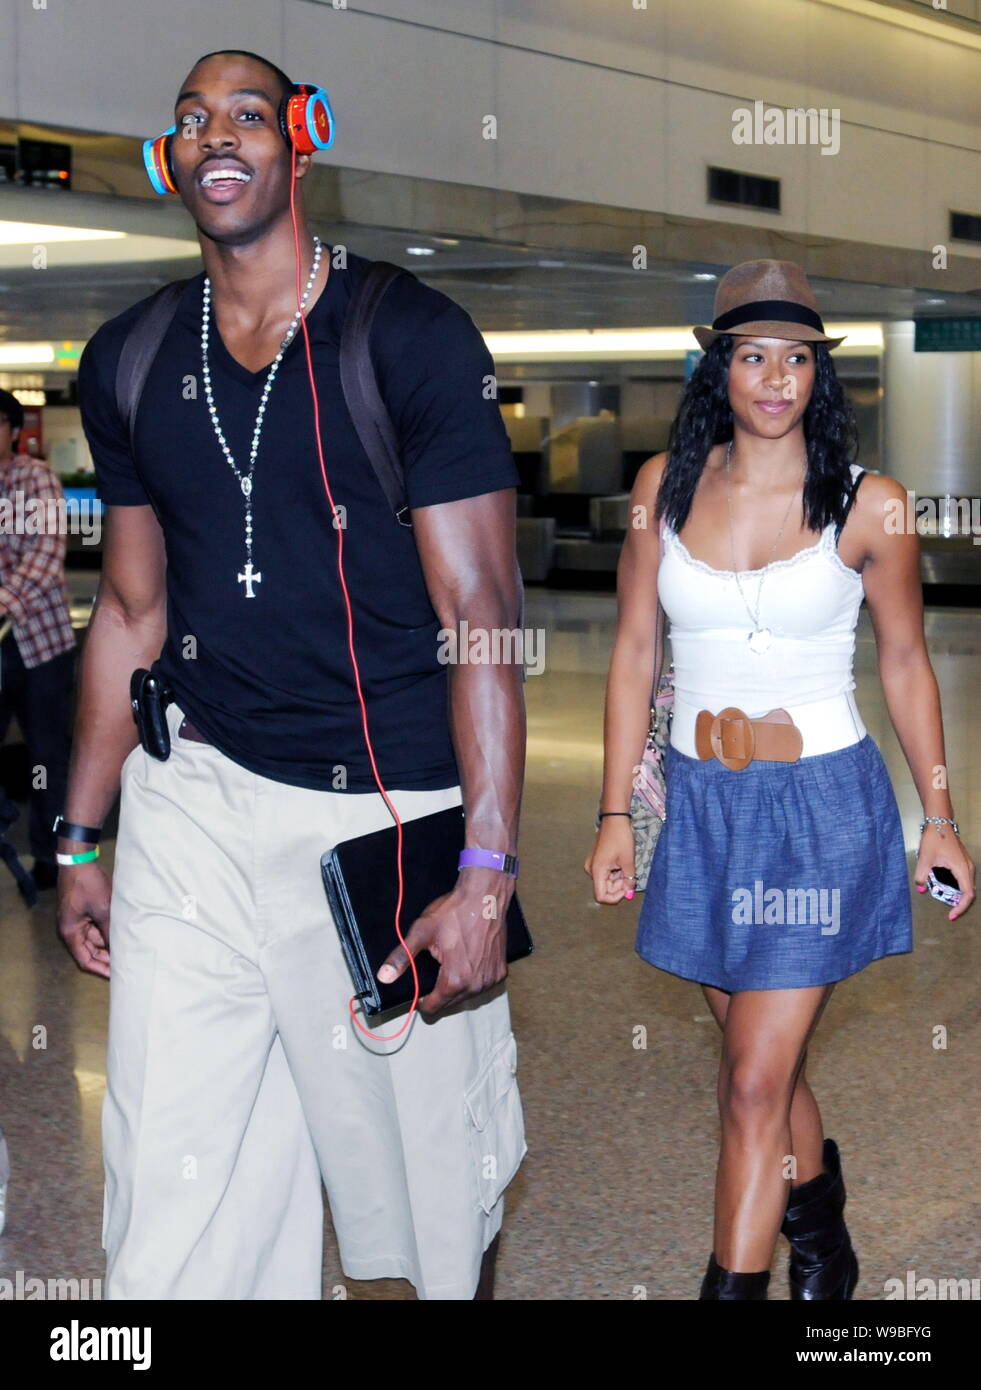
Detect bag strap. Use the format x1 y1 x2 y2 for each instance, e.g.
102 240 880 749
115 280 190 446
340 261 526 675
339 260 413 528
834 466 866 543
651 513 668 708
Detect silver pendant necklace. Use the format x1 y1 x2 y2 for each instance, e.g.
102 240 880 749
724 439 804 654
201 236 324 597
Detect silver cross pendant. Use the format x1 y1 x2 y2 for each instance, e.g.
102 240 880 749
237 562 262 598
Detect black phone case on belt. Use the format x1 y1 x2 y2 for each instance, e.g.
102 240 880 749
130 668 172 761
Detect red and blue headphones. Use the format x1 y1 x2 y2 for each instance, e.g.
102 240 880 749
143 82 335 195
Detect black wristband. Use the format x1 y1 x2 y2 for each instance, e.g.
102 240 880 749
53 816 102 845
598 811 633 819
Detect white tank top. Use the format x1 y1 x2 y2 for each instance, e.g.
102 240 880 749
659 464 865 719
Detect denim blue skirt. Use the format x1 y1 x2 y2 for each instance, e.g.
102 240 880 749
635 734 914 992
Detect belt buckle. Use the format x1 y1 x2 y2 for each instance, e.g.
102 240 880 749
710 706 755 771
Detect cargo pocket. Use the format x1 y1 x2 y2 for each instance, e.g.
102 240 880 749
464 1031 526 1215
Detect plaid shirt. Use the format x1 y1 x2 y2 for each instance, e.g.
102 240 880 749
0 454 76 669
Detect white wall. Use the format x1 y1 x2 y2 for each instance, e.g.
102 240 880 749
1 0 978 259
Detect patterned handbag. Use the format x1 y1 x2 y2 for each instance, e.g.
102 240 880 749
629 515 673 891
629 667 674 890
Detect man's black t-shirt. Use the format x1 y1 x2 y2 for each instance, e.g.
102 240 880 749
78 248 519 792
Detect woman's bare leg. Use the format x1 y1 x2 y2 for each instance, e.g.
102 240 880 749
785 1055 825 1184
702 984 835 1271
702 985 827 1185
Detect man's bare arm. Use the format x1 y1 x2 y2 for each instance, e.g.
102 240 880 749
377 489 525 1015
57 504 167 976
416 490 524 859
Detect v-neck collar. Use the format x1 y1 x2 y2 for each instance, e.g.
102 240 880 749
200 260 338 389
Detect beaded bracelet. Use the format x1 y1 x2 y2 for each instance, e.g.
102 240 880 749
920 817 960 836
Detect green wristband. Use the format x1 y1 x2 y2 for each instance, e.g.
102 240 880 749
55 847 100 866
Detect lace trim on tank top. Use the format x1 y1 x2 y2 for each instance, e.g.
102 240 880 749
663 463 866 583
665 518 863 583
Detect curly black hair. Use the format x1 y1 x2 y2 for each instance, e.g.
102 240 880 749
655 335 861 535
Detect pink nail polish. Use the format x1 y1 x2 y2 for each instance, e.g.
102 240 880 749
625 889 635 900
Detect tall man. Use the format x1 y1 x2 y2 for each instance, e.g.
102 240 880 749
60 50 527 1300
0 388 76 890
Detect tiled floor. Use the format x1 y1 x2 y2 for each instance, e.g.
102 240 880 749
0 592 977 1299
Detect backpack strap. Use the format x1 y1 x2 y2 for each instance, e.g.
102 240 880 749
115 280 190 446
341 260 526 674
339 260 413 528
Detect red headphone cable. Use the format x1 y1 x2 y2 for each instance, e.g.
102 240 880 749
287 144 421 1042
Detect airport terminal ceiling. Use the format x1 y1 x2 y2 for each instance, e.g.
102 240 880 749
0 129 979 349
0 111 978 519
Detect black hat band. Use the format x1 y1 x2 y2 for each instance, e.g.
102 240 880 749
712 299 826 334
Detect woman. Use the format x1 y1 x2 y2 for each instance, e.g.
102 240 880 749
585 260 975 1300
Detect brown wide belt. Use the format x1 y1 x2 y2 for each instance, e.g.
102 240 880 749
177 715 212 745
694 706 803 770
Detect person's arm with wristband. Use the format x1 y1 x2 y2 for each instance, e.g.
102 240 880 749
57 503 167 977
584 453 666 904
370 299 525 1016
375 489 524 1017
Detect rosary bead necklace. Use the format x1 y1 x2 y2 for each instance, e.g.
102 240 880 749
201 235 323 597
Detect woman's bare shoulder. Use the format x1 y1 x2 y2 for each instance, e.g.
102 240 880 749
632 451 670 506
851 470 913 536
842 469 917 566
853 469 909 509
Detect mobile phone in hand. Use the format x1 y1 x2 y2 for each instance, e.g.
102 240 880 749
926 866 962 907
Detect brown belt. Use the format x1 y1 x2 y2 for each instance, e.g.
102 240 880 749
177 715 212 745
695 706 803 770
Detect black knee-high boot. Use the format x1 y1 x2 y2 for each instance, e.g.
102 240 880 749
781 1137 859 1300
699 1253 769 1300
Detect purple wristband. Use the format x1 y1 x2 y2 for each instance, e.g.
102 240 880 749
458 847 519 879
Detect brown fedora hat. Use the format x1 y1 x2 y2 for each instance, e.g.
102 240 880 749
693 259 845 350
